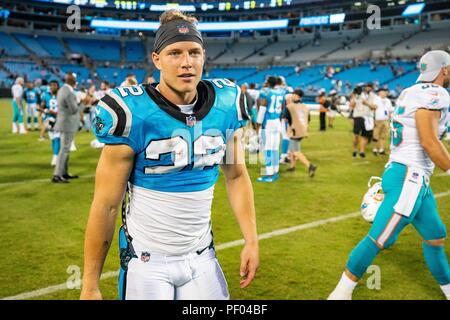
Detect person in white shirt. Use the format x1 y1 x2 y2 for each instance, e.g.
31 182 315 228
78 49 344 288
120 73 138 87
11 77 26 134
372 88 393 155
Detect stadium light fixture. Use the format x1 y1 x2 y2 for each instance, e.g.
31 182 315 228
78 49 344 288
198 19 289 31
149 4 196 12
90 18 289 31
401 3 426 16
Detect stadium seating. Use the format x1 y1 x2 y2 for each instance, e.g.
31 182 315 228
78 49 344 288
125 41 145 62
13 34 51 57
390 26 450 57
65 38 121 61
214 40 272 64
96 67 146 85
54 64 91 83
3 61 58 82
0 32 28 56
35 36 66 58
205 67 257 82
0 70 13 87
385 70 420 91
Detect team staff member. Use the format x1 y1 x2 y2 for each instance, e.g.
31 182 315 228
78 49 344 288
350 85 376 158
282 89 317 176
372 88 393 155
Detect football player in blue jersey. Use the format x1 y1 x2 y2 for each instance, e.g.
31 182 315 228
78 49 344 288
40 80 60 166
24 81 39 131
81 9 258 300
37 79 50 141
255 76 287 182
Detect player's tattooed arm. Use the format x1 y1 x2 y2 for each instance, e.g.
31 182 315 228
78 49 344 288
416 108 450 172
81 144 135 300
221 130 259 289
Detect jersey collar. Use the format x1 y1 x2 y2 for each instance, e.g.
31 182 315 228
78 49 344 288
143 81 215 125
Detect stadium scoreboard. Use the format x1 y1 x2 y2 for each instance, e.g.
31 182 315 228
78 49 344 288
32 0 310 12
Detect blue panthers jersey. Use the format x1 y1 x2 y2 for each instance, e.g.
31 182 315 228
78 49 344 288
41 92 58 120
39 85 49 100
24 88 38 104
93 79 249 193
259 87 287 126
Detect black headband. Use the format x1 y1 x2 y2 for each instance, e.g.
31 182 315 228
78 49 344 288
154 20 203 54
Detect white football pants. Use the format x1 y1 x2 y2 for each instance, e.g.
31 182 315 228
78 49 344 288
119 239 229 300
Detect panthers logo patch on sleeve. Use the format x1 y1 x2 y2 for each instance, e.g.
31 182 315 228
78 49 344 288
94 116 106 134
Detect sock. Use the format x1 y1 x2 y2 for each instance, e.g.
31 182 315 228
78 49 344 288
422 242 450 285
273 150 279 174
27 117 31 129
53 138 61 155
19 123 26 133
440 283 450 299
281 139 289 158
12 123 18 133
335 272 358 293
346 236 380 279
263 150 273 175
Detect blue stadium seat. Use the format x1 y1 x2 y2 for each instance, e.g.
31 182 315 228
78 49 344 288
0 32 28 56
13 34 50 57
125 41 145 62
36 36 66 58
3 61 58 82
66 38 120 61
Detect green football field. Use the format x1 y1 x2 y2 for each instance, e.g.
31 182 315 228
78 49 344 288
0 98 449 300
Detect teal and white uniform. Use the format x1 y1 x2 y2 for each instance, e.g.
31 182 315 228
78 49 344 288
257 87 287 177
346 83 450 289
11 83 24 124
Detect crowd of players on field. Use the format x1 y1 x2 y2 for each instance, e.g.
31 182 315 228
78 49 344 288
9 70 442 179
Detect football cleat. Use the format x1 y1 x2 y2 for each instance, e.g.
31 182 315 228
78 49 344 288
256 173 279 183
308 164 317 177
327 288 353 300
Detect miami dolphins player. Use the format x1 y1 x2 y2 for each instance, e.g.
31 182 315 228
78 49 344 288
41 80 60 166
81 9 258 300
329 50 450 300
24 81 39 131
11 77 26 134
255 76 287 182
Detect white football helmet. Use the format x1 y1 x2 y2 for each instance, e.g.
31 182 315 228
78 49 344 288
361 176 384 223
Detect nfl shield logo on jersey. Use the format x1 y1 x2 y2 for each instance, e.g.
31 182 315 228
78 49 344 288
177 25 189 34
186 115 197 127
94 116 105 132
141 252 151 263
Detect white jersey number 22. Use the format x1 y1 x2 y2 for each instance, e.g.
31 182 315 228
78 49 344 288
144 135 226 174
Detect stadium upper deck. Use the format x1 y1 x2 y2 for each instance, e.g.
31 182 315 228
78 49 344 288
0 0 449 94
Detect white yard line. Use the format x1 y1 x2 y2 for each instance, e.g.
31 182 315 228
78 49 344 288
0 175 95 188
2 189 449 300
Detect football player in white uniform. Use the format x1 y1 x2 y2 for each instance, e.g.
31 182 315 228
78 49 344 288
329 50 450 300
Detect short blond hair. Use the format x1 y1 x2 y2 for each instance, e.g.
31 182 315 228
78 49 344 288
159 9 198 26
